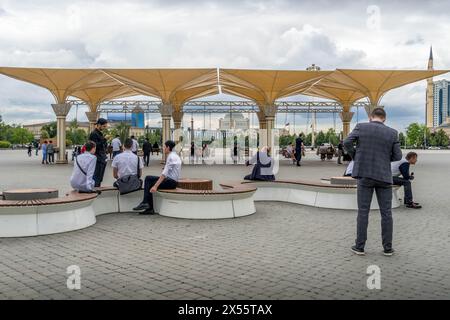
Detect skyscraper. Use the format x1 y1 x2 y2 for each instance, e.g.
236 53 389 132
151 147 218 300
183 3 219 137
426 46 434 128
433 80 450 127
426 47 450 128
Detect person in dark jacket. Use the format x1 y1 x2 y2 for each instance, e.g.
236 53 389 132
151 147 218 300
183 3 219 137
294 134 304 166
337 140 344 164
344 108 402 257
89 118 108 187
152 142 159 155
391 152 421 209
142 138 152 167
244 146 275 181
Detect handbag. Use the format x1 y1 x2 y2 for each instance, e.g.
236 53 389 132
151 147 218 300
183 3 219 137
113 157 143 195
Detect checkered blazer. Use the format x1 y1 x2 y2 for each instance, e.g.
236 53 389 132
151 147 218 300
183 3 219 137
343 121 402 184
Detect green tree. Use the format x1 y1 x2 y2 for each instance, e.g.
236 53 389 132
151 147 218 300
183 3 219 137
114 122 131 144
304 133 312 146
325 128 340 145
40 130 50 140
0 122 13 141
399 132 406 148
66 120 87 145
279 134 294 147
315 131 326 146
11 127 34 145
41 122 57 138
435 129 449 147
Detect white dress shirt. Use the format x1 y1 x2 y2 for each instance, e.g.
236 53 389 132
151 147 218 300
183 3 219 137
112 150 144 178
345 160 354 176
111 138 122 152
70 153 97 192
131 139 139 152
162 151 182 181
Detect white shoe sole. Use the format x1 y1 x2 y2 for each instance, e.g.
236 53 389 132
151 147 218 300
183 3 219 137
351 248 365 256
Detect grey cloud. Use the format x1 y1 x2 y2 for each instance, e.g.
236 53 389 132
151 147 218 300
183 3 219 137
0 0 448 129
404 35 425 46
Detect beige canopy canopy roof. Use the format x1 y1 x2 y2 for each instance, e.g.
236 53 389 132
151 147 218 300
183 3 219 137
71 85 139 112
102 68 218 106
302 72 368 111
0 67 448 113
323 69 450 106
220 69 332 116
0 67 119 104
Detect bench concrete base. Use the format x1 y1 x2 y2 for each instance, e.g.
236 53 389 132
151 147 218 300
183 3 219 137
0 178 401 238
0 199 96 238
155 191 256 219
245 181 400 210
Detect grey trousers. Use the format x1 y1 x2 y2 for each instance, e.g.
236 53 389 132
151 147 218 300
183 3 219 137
355 177 393 251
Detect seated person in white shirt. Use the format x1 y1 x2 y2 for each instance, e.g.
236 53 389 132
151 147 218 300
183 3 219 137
112 138 144 180
70 141 97 193
133 140 181 215
130 135 139 155
111 135 122 158
344 160 354 177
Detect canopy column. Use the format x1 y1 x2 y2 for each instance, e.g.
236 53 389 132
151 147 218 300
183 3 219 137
85 111 99 133
339 111 354 139
159 104 174 162
260 104 277 149
52 103 72 164
364 104 384 117
172 111 183 143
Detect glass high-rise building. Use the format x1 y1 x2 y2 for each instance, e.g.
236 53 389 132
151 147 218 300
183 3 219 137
433 80 450 127
106 112 145 128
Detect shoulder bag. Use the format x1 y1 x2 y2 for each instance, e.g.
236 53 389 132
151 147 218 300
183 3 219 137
113 156 143 195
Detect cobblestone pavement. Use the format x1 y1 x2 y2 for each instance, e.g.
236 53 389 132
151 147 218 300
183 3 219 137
0 150 449 299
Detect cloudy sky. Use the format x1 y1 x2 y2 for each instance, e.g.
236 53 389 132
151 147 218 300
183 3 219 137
0 0 449 132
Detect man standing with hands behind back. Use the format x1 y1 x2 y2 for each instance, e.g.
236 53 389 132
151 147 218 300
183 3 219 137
344 108 402 257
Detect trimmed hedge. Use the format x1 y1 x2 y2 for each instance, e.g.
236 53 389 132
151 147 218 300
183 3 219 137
0 141 11 149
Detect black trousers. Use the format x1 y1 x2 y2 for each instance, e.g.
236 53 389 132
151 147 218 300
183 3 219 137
393 176 413 204
295 149 302 165
143 152 150 166
48 153 54 163
93 159 106 187
142 176 177 210
355 177 393 251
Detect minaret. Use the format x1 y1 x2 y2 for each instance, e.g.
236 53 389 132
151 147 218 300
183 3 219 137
426 46 434 128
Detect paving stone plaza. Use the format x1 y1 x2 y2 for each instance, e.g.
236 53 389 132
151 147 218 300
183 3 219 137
0 149 449 300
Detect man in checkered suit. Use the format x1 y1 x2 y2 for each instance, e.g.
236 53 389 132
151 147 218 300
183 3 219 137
344 108 402 256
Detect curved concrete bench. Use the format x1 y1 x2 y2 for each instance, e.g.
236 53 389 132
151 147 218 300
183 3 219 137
0 192 97 238
0 177 401 238
153 184 257 219
221 179 400 211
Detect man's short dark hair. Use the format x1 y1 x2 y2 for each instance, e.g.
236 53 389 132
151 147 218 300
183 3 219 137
96 118 108 125
131 135 135 139
165 140 175 151
406 152 418 160
115 135 120 138
371 107 386 119
124 138 133 149
85 141 96 152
